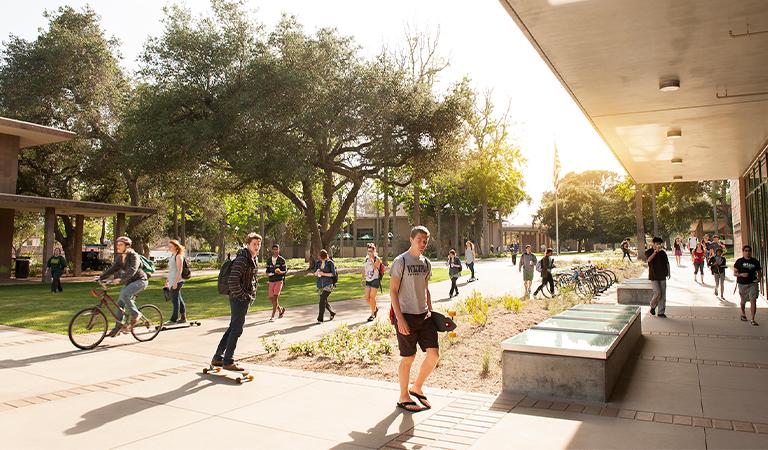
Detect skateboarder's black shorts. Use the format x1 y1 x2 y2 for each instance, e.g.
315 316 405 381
394 312 439 357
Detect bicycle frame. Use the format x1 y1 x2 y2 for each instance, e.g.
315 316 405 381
89 285 128 325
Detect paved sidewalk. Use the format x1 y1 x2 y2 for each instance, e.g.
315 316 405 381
2 255 768 449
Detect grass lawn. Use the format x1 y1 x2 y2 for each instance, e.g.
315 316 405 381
0 269 448 334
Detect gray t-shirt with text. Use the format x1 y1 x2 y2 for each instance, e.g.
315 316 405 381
390 251 432 314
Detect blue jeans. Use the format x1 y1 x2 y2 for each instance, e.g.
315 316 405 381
114 279 147 329
214 297 250 364
169 281 186 322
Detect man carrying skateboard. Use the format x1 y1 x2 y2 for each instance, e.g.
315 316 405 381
211 232 261 371
390 226 438 413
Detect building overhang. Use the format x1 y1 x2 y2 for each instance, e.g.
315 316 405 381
0 193 156 217
0 117 77 148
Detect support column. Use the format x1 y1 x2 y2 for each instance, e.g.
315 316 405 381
73 215 84 276
42 207 56 284
0 208 13 279
114 213 126 258
635 184 647 261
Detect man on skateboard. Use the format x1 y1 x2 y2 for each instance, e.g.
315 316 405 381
390 226 438 413
211 233 261 371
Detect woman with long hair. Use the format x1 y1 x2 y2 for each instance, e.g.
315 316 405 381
673 237 683 267
165 239 187 324
447 249 462 297
361 243 381 322
465 240 476 282
692 242 706 284
315 249 337 324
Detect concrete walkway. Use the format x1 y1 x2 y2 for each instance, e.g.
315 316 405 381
2 255 768 448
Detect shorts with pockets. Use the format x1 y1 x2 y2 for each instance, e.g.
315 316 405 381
268 281 284 297
365 279 381 289
394 312 439 357
523 269 534 281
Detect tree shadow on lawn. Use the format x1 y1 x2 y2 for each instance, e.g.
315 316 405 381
65 374 222 435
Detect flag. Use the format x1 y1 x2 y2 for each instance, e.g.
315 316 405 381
553 143 561 193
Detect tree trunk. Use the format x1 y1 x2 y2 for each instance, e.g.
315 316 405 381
454 210 459 250
172 203 179 240
480 203 489 256
375 192 381 249
100 218 106 245
180 204 187 247
260 202 265 261
651 183 658 237
353 197 358 257
436 209 442 257
413 182 421 225
217 219 226 262
54 216 75 267
635 184 647 261
382 189 390 264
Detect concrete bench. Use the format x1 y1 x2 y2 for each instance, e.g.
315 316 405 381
617 278 653 305
501 304 641 402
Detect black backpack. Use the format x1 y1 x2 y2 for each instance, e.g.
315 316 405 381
217 259 234 295
181 257 192 280
329 259 339 286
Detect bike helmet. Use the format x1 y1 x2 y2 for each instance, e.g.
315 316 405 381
116 236 132 246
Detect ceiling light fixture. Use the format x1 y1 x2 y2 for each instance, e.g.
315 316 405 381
673 175 683 180
659 79 681 92
671 158 683 165
667 129 682 139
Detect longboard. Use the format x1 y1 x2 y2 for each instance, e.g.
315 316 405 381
161 321 202 331
202 366 253 383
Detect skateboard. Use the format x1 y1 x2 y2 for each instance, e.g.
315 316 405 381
161 320 202 331
202 365 254 383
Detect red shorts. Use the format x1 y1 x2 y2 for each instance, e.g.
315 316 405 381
268 281 284 297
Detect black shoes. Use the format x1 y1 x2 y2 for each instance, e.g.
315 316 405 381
650 308 656 316
211 358 223 367
657 313 667 318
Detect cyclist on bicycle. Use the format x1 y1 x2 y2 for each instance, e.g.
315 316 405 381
98 236 148 337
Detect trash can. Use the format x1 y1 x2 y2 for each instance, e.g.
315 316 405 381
15 258 30 279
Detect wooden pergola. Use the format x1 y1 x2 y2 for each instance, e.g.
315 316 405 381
0 117 156 281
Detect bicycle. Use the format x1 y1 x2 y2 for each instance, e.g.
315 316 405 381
68 281 163 350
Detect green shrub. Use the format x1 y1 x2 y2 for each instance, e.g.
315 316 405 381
288 340 317 357
459 291 490 326
500 295 524 312
480 350 491 377
260 334 283 354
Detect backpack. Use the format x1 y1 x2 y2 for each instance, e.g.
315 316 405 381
217 259 234 295
139 255 155 275
374 256 387 280
181 258 192 280
329 259 339 286
535 259 542 273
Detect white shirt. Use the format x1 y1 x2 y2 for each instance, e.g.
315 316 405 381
364 256 378 282
688 236 698 249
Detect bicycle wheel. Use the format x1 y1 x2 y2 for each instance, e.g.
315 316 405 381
131 304 163 342
576 280 594 298
602 269 618 284
541 281 558 298
68 307 108 350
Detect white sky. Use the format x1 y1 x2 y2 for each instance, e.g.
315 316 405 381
2 0 625 223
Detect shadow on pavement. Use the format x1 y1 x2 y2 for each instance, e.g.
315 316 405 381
65 375 221 435
0 347 108 369
330 407 415 449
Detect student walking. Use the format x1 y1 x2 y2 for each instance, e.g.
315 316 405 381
361 243 382 322
390 226 438 413
510 240 519 266
465 240 476 281
265 244 287 322
709 247 727 300
211 233 261 371
687 232 698 256
692 242 706 283
734 245 764 326
447 249 462 298
314 249 337 324
621 238 632 262
710 235 726 258
646 237 670 318
46 248 68 293
673 237 683 267
519 244 537 298
533 248 555 298
164 239 187 325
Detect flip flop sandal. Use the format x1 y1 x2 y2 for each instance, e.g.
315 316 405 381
409 391 431 409
279 307 286 319
367 316 375 322
751 320 759 326
396 401 424 412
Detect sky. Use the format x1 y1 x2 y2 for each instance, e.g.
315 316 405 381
1 0 625 224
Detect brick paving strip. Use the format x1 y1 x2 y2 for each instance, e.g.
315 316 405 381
635 353 768 368
381 388 768 449
0 363 200 411
0 336 59 347
644 331 768 341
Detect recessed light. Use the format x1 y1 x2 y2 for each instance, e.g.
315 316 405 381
667 129 682 139
673 175 683 180
671 158 683 165
659 79 680 92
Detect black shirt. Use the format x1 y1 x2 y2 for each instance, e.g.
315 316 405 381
734 257 762 284
645 248 669 280
708 255 727 274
